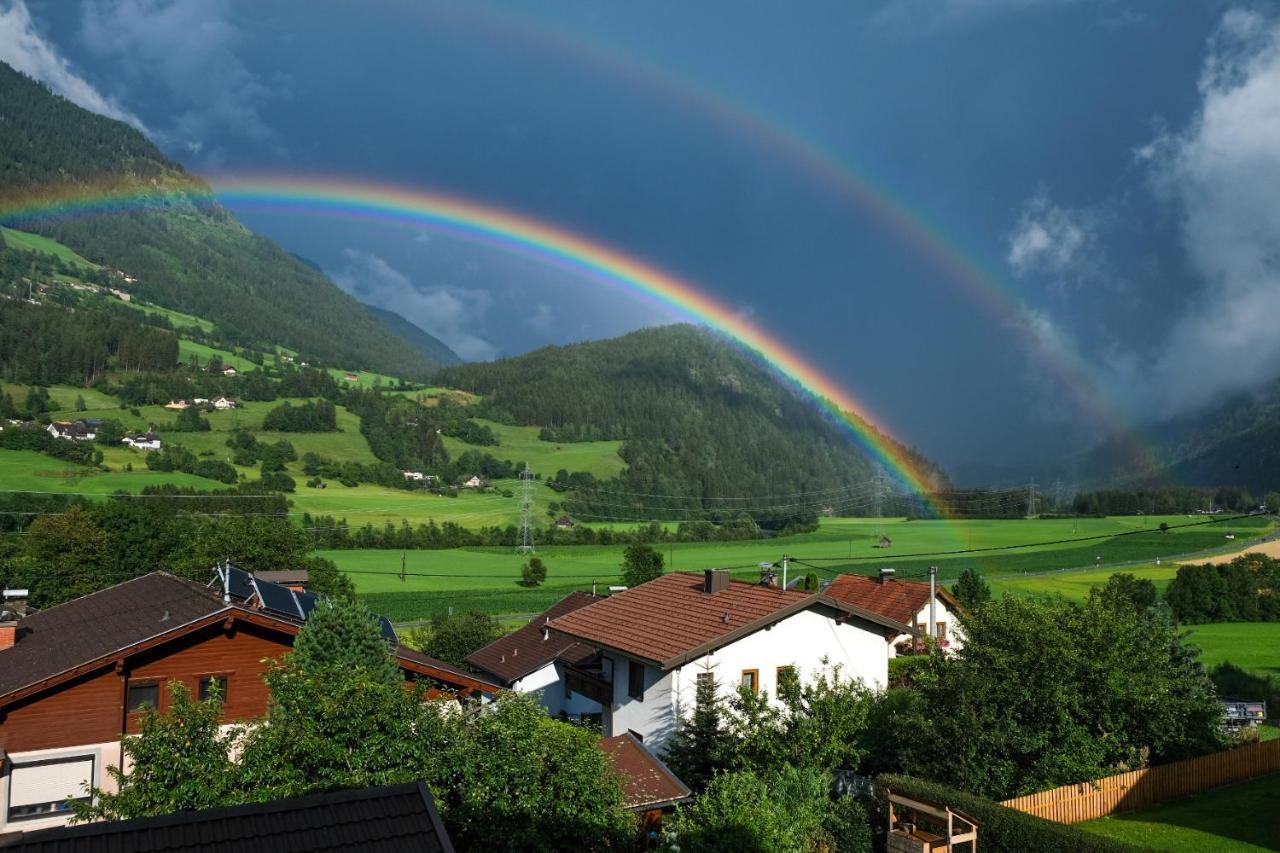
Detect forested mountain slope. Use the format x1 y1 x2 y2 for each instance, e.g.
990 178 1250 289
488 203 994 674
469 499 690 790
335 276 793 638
0 62 440 377
436 324 942 514
366 306 462 367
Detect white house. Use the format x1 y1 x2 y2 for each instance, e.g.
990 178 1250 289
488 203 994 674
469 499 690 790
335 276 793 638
466 591 606 721
162 400 189 411
462 475 484 489
221 366 238 377
549 570 916 751
824 570 966 655
121 433 162 452
212 397 238 411
402 471 426 482
46 421 95 442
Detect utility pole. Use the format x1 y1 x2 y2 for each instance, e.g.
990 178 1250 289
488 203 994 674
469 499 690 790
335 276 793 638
1026 478 1038 519
928 565 937 639
400 549 406 583
782 555 789 590
517 463 535 554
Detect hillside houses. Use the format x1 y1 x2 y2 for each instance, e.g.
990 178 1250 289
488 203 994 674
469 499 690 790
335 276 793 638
120 432 161 451
0 568 496 835
45 420 97 441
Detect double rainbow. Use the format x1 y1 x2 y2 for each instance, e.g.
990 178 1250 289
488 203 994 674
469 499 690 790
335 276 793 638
0 176 944 508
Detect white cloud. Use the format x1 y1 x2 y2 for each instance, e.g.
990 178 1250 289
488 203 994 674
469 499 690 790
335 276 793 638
332 249 498 362
1137 8 1280 413
1007 193 1098 277
0 0 146 130
78 0 281 155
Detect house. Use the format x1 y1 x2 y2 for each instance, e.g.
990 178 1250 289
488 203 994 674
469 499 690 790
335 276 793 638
221 366 238 377
251 569 309 592
466 591 604 720
45 421 95 442
343 371 360 382
0 782 456 852
192 397 210 405
0 568 496 834
599 732 691 840
548 569 916 751
212 397 238 410
824 570 965 654
403 471 429 482
555 515 576 530
120 433 161 452
162 399 189 411
462 476 485 489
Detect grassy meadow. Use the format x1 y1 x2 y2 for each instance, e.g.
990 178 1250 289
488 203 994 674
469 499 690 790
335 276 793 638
1 225 96 267
440 418 626 480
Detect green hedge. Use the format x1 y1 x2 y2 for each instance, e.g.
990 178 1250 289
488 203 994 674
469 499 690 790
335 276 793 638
875 775 1149 853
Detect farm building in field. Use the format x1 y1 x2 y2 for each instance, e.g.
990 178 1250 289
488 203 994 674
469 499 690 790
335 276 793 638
212 396 238 410
462 475 485 489
466 591 605 721
0 568 496 835
162 399 189 410
824 570 965 654
555 515 575 529
548 569 916 751
343 371 360 382
221 366 238 377
121 432 161 451
45 421 95 441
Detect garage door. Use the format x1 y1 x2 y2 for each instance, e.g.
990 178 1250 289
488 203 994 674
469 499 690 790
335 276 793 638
7 755 94 822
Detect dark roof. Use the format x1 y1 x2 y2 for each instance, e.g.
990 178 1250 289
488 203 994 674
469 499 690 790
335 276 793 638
599 734 691 812
0 782 454 853
0 572 499 703
824 574 962 626
0 573 227 697
465 591 600 685
551 573 915 670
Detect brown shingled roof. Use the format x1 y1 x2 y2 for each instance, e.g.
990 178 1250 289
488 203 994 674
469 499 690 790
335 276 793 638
550 572 914 670
600 733 692 812
824 573 961 626
465 591 601 685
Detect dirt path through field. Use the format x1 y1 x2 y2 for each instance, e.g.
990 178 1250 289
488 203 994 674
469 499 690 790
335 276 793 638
1185 537 1280 565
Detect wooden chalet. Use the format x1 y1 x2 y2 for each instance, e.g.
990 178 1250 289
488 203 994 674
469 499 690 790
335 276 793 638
0 569 496 834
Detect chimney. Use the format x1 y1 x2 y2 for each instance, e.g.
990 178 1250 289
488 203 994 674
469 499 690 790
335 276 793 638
703 568 731 595
3 589 29 617
878 568 896 584
0 622 16 651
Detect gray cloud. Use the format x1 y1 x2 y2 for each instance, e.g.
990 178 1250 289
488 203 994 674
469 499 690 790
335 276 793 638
332 249 499 362
78 0 281 157
1134 8 1280 414
0 0 146 130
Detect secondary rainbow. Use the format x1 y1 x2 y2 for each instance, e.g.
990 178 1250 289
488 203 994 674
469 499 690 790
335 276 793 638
0 177 944 508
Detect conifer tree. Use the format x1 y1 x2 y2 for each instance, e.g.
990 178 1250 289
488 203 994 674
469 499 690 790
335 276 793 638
290 598 400 687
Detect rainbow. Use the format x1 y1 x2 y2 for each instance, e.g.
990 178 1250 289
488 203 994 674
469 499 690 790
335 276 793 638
408 1 1163 480
0 177 946 509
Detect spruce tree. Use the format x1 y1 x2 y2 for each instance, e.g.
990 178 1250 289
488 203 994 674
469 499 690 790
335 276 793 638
291 598 401 687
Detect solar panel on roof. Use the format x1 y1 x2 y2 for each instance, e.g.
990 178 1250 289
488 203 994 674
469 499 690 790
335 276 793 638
296 591 320 620
378 615 398 644
225 566 254 601
255 578 303 619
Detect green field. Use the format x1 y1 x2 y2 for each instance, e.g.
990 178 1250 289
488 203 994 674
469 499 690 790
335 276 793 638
1 226 96 268
990 562 1181 600
326 367 410 389
322 514 1274 619
1081 772 1280 852
0 450 212 494
1183 623 1280 679
176 339 262 373
133 301 215 333
440 419 626 480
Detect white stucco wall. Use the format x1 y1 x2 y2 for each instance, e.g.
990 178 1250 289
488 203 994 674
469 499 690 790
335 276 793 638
603 605 892 752
0 741 119 835
511 661 602 718
886 597 964 656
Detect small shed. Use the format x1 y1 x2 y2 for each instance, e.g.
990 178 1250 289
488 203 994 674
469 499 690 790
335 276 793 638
555 515 575 529
886 788 978 853
876 535 893 549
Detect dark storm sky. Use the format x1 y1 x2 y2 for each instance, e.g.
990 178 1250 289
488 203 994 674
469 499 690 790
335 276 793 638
7 1 1278 475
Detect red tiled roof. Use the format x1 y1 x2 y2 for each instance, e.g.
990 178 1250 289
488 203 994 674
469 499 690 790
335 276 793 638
824 574 959 626
600 734 691 811
551 573 824 669
465 591 601 685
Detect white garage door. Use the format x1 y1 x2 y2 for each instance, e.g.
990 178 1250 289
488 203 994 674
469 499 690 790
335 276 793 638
7 755 93 821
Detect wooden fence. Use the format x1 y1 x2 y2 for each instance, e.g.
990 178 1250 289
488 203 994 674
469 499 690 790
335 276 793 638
1000 738 1280 824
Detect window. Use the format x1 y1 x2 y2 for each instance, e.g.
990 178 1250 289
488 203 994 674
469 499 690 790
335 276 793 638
628 660 645 701
916 623 927 635
126 682 159 713
199 675 229 703
740 669 758 693
776 665 796 693
6 756 93 822
936 622 948 642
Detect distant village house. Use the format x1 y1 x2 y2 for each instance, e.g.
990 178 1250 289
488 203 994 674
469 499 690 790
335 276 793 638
121 432 162 451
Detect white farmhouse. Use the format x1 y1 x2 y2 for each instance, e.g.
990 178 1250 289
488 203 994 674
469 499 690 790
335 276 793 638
824 570 966 655
462 475 484 489
121 433 162 452
549 570 916 751
466 591 606 721
212 397 238 411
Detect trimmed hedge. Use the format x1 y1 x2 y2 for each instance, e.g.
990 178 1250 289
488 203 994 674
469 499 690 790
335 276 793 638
875 775 1150 853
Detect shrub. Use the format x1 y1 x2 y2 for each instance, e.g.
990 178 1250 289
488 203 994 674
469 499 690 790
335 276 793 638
875 775 1144 853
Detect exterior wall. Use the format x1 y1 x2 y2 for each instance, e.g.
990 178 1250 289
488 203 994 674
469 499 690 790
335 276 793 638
0 741 122 834
602 606 892 752
511 662 602 719
886 598 965 657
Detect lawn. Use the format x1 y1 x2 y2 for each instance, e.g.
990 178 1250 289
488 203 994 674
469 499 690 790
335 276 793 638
1080 772 1280 852
326 367 411 388
1 225 96 268
131 301 215 333
440 418 626 481
176 339 262 373
0 449 213 495
990 562 1181 601
1183 623 1280 679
